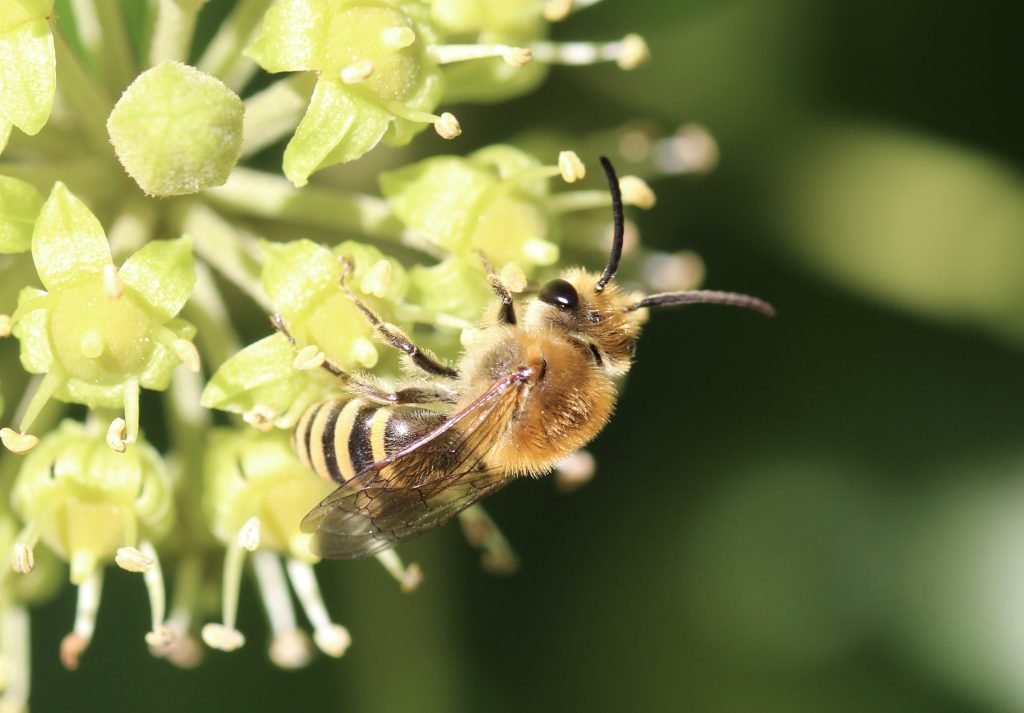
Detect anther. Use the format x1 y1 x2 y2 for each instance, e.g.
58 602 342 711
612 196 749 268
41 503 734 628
434 112 462 140
106 418 128 452
554 449 597 492
543 0 573 21
361 259 393 297
616 33 649 70
172 339 201 373
10 544 34 574
619 175 656 209
381 26 416 49
292 345 326 371
340 59 374 84
350 338 378 368
654 123 719 175
115 546 155 573
313 625 352 658
523 238 559 265
243 405 276 432
503 47 533 67
201 623 245 652
144 625 175 648
0 429 37 455
269 629 313 669
102 264 124 299
558 150 586 183
238 517 261 552
59 633 89 671
499 262 528 293
0 314 12 338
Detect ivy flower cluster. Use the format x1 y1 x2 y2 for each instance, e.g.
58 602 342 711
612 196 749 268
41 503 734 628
0 0 714 710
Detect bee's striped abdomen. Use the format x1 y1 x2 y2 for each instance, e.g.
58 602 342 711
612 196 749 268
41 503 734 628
293 399 447 484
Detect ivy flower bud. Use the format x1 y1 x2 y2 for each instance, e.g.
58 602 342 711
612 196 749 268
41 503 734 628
2 184 197 451
8 420 175 668
107 62 244 197
201 428 350 662
0 0 56 143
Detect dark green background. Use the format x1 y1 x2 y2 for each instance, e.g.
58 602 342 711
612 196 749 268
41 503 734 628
24 1 1024 711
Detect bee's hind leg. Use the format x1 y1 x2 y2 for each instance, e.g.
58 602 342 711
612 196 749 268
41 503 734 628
477 251 517 325
337 259 459 379
458 504 521 576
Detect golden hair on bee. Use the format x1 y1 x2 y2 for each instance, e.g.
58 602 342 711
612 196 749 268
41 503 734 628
285 156 774 560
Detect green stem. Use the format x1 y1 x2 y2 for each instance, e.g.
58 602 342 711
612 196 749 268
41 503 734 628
69 0 136 93
195 0 272 92
51 24 113 151
147 0 207 66
545 189 612 214
203 167 406 240
179 202 272 311
180 261 242 369
240 75 314 158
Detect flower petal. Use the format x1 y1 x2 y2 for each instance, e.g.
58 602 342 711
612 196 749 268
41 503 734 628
282 79 390 187
0 13 55 135
32 183 111 292
259 238 339 316
245 0 329 73
0 175 44 253
118 235 195 321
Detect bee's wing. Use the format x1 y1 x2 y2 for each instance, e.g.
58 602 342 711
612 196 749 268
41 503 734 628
301 368 533 559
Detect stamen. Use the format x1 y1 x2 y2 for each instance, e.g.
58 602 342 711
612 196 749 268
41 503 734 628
427 43 533 67
380 26 416 49
523 238 559 265
16 369 63 437
530 33 649 70
60 568 103 670
253 551 312 669
0 314 11 338
375 550 423 593
554 449 596 492
458 506 520 575
653 123 719 175
201 536 248 652
80 330 105 359
237 516 261 552
172 339 201 373
115 546 154 573
285 559 351 657
619 175 656 209
292 345 326 371
0 604 30 712
138 542 173 649
349 338 378 368
340 59 374 84
102 264 124 299
0 429 38 455
558 150 586 183
377 100 462 140
543 0 573 21
641 250 706 293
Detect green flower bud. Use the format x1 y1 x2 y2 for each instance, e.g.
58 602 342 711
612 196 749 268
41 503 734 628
0 176 44 253
0 0 56 137
246 0 444 185
107 62 244 196
380 145 560 269
3 184 197 450
10 420 174 584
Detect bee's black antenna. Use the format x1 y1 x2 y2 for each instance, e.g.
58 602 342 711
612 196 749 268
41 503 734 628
594 155 624 293
627 290 776 317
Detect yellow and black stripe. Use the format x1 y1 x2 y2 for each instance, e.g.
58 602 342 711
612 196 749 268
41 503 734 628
292 399 446 484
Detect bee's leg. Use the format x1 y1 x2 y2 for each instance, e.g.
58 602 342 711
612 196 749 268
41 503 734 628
477 252 517 325
338 259 460 379
374 549 423 592
343 378 460 405
458 505 521 576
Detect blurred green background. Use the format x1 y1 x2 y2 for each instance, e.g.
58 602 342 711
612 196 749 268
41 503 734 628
24 0 1024 711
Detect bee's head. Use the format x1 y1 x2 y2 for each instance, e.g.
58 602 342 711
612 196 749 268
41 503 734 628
524 156 774 377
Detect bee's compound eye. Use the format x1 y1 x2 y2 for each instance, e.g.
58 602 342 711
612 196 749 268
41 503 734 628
538 279 579 310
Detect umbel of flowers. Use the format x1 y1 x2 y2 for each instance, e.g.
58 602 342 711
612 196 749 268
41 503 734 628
0 0 719 710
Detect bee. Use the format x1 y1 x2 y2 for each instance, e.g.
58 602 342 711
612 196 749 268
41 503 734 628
282 157 774 559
